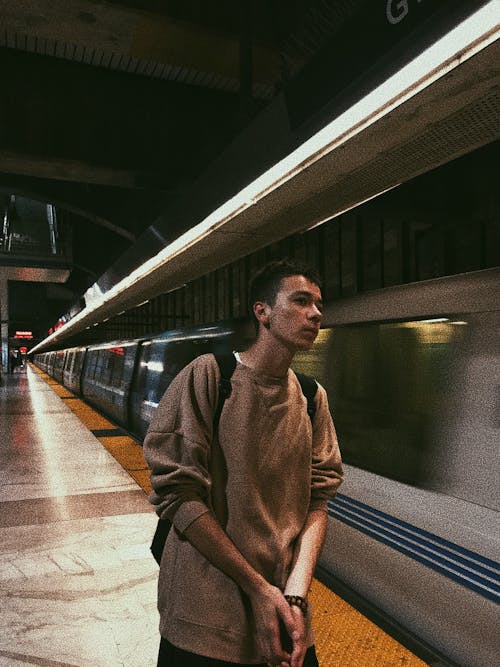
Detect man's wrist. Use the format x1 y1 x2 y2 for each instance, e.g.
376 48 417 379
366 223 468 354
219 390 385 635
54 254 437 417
242 571 270 598
284 594 308 615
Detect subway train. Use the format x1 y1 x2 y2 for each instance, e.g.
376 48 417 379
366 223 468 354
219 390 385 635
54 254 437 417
33 268 499 667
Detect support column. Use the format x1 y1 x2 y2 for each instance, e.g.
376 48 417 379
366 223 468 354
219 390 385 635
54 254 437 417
0 279 9 376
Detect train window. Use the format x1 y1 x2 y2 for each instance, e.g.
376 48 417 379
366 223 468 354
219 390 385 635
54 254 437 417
128 332 242 439
108 347 125 387
292 329 331 388
348 320 466 484
64 351 73 374
293 319 468 486
98 349 110 383
150 341 176 401
93 350 103 382
135 338 219 407
158 339 223 397
134 344 155 395
74 350 85 375
86 350 99 380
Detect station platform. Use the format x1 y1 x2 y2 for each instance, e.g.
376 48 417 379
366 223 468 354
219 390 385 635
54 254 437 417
0 365 430 667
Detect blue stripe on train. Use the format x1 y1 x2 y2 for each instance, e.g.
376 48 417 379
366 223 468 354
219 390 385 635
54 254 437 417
328 493 500 604
333 496 499 580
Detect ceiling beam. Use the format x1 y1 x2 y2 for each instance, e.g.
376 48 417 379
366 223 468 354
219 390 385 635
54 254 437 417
0 150 168 190
1 0 280 86
0 266 70 282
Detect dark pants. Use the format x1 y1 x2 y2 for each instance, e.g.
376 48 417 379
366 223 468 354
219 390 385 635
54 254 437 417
157 637 320 667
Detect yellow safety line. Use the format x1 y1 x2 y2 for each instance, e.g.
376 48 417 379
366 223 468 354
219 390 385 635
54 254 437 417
31 363 428 667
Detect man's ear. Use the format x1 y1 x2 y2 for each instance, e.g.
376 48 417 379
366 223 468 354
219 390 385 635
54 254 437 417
253 301 271 328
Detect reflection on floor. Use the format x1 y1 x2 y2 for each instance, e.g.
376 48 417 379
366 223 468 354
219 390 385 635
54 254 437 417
0 367 159 667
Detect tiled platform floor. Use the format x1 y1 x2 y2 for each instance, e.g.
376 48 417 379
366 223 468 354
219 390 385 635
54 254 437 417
0 367 159 667
1 365 432 667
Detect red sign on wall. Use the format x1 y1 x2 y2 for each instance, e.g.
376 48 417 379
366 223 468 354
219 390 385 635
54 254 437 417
14 331 34 339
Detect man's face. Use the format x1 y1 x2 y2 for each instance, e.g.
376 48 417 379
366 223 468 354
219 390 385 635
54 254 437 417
263 275 323 352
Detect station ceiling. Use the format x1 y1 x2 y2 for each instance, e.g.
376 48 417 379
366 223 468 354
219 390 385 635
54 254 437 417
0 0 358 335
0 0 498 343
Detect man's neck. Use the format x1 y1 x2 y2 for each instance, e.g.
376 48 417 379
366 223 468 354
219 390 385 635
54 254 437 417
239 338 294 378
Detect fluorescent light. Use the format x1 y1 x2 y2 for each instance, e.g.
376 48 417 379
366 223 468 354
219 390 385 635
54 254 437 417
421 318 449 324
31 2 499 353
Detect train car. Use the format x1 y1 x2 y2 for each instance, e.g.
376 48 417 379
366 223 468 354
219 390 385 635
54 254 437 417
35 350 55 375
62 346 87 395
33 351 48 373
291 267 499 667
51 350 67 383
45 350 56 377
31 268 499 667
80 340 140 427
128 321 252 440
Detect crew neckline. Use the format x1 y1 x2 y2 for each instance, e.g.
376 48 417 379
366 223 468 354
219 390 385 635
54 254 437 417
233 351 289 385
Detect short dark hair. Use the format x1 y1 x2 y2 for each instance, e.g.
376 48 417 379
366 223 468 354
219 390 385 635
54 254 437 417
248 259 322 322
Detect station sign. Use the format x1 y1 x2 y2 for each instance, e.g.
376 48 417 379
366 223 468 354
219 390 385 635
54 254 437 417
14 331 34 339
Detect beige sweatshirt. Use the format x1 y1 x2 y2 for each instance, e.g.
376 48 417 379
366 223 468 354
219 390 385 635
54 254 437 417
144 353 343 663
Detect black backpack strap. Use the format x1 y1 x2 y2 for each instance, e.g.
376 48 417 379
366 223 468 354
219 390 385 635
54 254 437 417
213 352 237 429
294 371 318 423
150 517 171 564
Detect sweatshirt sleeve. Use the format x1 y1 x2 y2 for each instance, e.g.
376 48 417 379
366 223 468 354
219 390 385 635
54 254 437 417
308 384 343 512
142 354 220 534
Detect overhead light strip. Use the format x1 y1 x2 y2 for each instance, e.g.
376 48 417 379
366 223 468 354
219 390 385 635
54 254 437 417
31 2 499 352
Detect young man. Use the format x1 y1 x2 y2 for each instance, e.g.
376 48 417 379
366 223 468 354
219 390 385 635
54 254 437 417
144 260 343 667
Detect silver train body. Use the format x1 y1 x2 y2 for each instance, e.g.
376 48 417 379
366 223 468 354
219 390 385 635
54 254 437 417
33 269 499 667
